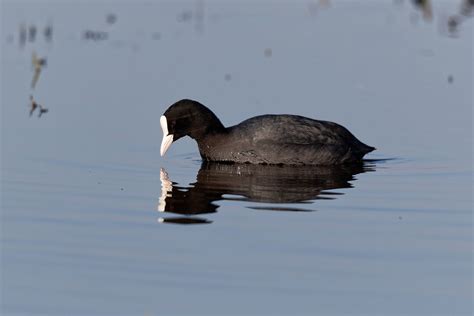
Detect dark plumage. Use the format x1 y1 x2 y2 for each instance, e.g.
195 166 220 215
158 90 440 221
160 99 375 165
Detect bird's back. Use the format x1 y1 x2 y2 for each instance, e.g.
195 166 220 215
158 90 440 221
222 115 374 165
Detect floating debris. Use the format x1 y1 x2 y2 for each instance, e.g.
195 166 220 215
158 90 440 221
28 25 37 42
460 0 474 17
83 30 108 41
19 23 27 48
29 95 48 118
29 95 38 116
177 10 193 22
31 51 47 89
411 0 432 21
38 105 48 118
447 75 454 83
264 48 272 58
224 73 232 81
438 0 473 38
44 22 53 42
447 15 461 36
106 13 117 25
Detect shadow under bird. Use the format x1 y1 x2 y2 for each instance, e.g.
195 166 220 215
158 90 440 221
160 99 375 165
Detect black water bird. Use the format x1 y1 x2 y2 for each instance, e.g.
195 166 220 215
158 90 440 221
160 99 375 165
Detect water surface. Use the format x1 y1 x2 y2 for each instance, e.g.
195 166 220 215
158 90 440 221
1 1 472 315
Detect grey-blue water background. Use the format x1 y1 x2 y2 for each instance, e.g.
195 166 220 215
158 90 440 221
1 1 472 315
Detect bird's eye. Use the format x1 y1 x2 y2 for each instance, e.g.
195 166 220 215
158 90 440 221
169 121 176 132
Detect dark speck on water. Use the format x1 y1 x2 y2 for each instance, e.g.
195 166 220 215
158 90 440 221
264 47 272 57
44 23 53 42
19 23 27 47
448 15 460 34
177 10 193 22
106 13 117 25
28 25 37 42
83 30 108 41
38 106 48 118
461 0 474 16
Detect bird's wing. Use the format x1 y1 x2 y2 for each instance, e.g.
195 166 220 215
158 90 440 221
246 115 350 146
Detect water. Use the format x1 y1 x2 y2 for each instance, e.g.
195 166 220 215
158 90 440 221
1 1 472 315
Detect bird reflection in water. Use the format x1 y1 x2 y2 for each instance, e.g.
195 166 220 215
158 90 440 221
157 161 375 225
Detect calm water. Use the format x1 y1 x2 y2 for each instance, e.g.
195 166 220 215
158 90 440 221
1 1 473 315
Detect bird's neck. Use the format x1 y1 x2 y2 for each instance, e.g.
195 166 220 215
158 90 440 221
188 114 226 141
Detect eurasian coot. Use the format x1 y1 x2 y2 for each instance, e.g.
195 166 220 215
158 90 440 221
160 99 375 165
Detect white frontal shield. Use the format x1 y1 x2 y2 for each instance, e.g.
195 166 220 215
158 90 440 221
160 115 174 156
